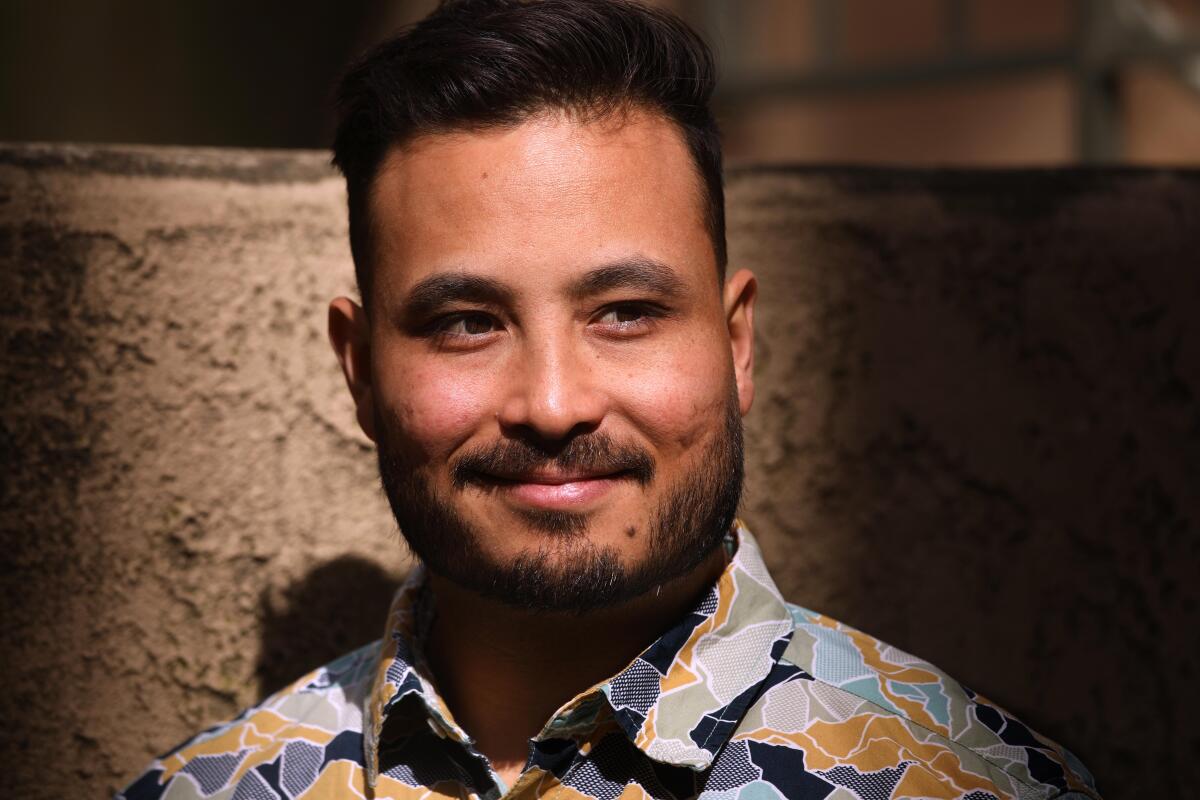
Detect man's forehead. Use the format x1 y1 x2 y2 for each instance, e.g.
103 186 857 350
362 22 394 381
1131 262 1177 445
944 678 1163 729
372 108 701 213
366 108 716 299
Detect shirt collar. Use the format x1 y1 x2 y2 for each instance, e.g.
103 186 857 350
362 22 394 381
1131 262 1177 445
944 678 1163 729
363 522 794 786
363 563 473 787
599 523 795 769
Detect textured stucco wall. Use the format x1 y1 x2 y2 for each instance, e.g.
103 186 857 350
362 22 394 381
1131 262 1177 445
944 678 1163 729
2 145 1197 798
0 145 403 795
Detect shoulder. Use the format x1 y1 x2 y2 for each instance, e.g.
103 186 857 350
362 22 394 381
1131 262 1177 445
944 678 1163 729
730 604 1100 800
116 641 379 800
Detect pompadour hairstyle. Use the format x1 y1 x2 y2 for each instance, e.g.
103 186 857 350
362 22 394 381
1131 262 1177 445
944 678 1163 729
331 0 725 307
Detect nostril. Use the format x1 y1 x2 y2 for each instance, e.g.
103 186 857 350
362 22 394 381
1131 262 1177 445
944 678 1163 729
497 420 601 453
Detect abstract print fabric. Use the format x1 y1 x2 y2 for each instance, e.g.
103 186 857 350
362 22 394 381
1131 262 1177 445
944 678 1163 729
119 524 1100 800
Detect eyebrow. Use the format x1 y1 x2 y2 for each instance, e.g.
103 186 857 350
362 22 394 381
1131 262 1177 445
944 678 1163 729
400 272 515 319
567 257 689 301
398 255 688 321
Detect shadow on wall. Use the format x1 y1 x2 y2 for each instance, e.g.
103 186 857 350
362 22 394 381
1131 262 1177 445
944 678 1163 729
731 167 1200 798
257 556 403 697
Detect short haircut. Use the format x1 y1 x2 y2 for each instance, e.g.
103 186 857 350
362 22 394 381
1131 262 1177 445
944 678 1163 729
331 0 725 308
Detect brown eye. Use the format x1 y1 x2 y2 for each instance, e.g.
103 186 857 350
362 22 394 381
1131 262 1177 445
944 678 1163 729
462 314 495 334
440 312 498 336
597 305 647 325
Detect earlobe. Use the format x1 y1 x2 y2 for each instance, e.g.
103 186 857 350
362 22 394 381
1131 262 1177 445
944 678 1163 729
723 269 757 416
328 297 377 442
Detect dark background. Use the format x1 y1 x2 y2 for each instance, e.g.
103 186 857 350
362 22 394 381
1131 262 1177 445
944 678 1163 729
4 0 1200 165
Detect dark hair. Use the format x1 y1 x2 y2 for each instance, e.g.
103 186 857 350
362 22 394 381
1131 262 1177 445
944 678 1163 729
331 0 724 307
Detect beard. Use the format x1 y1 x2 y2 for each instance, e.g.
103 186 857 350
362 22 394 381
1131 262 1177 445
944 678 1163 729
375 387 744 614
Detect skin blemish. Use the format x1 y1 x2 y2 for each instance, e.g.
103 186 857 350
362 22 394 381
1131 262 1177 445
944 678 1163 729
625 526 637 538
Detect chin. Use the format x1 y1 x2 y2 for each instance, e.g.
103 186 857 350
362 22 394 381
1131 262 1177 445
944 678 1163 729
470 502 649 557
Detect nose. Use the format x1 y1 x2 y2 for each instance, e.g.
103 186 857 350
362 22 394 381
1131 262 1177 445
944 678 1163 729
497 332 607 443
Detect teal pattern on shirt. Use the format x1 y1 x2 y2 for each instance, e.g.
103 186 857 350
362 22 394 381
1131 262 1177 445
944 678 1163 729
118 523 1100 800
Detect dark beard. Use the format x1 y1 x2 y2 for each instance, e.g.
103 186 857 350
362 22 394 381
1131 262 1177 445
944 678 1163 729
375 388 743 614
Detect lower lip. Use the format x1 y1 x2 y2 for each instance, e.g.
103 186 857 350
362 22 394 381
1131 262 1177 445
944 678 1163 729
502 477 620 510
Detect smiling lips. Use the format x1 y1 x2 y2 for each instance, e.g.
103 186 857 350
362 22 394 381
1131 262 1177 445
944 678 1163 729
485 470 628 510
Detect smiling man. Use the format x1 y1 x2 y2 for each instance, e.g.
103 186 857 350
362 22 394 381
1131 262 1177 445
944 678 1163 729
119 2 1100 799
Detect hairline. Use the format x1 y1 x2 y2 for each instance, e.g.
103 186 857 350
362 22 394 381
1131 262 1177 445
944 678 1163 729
353 102 725 312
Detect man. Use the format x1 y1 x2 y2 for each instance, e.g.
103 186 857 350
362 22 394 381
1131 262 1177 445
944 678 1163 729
120 1 1100 798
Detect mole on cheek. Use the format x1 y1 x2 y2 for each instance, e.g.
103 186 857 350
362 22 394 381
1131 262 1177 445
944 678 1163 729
625 526 637 538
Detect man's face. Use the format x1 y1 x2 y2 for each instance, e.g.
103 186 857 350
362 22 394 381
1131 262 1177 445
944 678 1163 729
330 109 756 612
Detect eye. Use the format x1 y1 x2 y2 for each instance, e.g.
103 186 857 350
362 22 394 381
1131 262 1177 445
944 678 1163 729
434 312 500 337
596 305 647 325
592 302 662 334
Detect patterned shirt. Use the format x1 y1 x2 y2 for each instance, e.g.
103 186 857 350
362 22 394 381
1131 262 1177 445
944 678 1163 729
119 524 1100 800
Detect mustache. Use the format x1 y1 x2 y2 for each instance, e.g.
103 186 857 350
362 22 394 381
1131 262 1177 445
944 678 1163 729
451 433 655 488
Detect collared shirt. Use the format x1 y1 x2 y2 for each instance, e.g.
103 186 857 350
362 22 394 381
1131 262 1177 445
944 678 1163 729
119 524 1100 800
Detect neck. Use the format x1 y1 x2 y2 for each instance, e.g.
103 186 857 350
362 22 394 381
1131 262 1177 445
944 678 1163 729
422 547 727 783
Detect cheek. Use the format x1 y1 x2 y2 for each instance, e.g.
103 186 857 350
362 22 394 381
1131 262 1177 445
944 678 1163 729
375 354 498 460
617 339 732 451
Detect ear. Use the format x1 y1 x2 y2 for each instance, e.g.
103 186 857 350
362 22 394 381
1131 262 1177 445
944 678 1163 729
723 268 757 416
328 297 377 442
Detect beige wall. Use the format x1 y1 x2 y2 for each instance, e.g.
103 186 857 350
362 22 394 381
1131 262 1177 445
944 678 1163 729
2 145 1197 797
0 146 403 791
